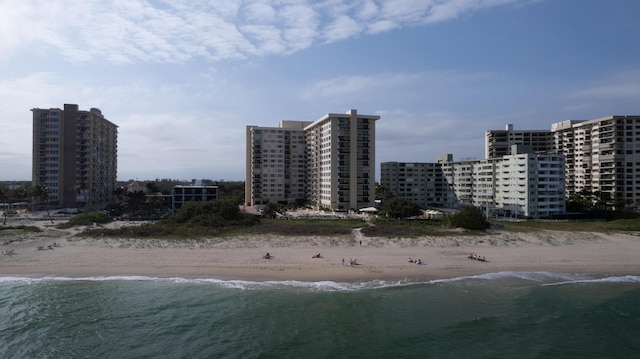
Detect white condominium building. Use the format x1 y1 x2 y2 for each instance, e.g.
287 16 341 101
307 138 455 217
31 104 118 209
381 149 566 218
487 115 640 209
492 152 565 218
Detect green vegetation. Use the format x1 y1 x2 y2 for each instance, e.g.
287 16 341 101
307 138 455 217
362 218 462 238
40 190 640 240
57 212 112 228
446 206 490 230
0 225 42 235
229 218 364 236
497 218 640 234
379 197 423 219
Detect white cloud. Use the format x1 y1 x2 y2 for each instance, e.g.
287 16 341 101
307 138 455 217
0 0 528 64
568 69 640 101
323 15 364 42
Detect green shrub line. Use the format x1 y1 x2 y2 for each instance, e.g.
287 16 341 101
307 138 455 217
4 201 639 240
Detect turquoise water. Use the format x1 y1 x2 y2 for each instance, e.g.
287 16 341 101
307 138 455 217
1 273 639 358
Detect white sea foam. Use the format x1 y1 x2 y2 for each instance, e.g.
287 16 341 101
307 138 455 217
1 272 638 290
542 275 640 286
0 275 408 291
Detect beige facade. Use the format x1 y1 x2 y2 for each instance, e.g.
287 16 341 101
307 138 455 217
245 121 310 207
246 109 379 211
31 104 118 209
304 110 378 211
380 161 454 208
485 124 553 159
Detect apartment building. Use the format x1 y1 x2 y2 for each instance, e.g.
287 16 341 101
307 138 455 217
245 121 310 207
485 124 553 158
246 109 379 211
380 160 454 209
492 152 565 218
381 149 565 218
305 110 379 211
31 104 118 209
488 115 640 209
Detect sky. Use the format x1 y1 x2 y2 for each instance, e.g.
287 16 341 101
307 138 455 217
1 0 639 182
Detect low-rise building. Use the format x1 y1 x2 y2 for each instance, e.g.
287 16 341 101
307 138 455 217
171 185 219 212
381 148 566 218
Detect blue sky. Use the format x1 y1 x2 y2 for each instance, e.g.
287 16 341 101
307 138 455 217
1 0 639 182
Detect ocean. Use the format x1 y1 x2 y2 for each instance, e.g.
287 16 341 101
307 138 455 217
1 272 639 358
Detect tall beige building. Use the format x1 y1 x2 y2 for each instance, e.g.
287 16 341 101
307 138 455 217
31 104 118 209
245 121 310 207
305 109 379 211
246 109 379 211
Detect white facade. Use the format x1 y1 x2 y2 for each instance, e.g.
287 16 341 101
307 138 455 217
488 115 640 209
493 153 565 218
381 151 566 218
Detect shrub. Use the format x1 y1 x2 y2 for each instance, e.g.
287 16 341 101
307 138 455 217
447 206 490 230
380 198 423 219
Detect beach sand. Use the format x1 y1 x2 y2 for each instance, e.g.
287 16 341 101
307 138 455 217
1 219 639 282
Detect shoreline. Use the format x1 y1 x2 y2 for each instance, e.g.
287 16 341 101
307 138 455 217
1 226 639 282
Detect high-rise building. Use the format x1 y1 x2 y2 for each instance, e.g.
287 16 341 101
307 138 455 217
487 116 640 209
380 161 454 208
245 121 310 207
305 110 379 211
246 109 379 211
31 104 118 209
485 124 553 158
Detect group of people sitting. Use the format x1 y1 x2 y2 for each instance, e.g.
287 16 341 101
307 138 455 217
468 253 487 262
408 257 423 265
341 258 359 266
36 242 60 251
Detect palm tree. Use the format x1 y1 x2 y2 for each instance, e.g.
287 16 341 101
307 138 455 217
75 181 88 209
31 183 52 222
0 184 7 225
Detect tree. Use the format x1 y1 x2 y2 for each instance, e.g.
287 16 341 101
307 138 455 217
263 202 286 218
380 197 422 219
375 184 394 202
75 181 88 209
447 206 490 230
30 183 53 222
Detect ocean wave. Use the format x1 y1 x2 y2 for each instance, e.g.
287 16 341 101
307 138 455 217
542 275 640 286
1 272 638 290
0 275 413 291
429 271 592 283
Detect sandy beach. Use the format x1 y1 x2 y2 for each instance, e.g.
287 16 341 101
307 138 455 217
1 219 639 282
